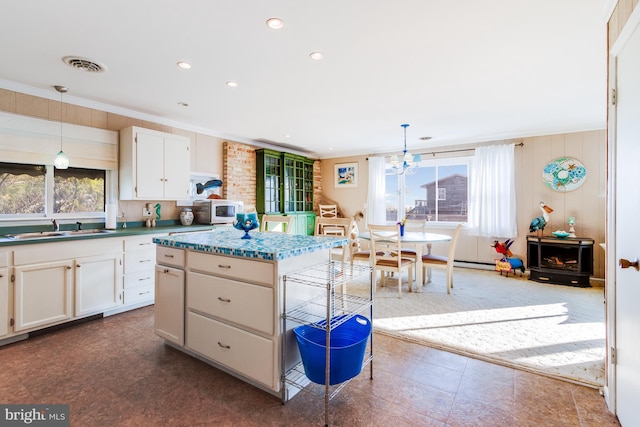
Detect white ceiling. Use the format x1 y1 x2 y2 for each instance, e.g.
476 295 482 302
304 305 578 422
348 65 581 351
0 0 607 159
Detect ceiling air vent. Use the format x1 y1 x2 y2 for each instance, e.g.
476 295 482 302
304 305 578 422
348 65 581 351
62 56 105 73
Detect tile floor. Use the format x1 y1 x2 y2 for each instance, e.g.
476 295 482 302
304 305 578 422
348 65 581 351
0 306 620 427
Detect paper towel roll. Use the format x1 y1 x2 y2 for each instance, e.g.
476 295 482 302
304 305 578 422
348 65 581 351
106 204 117 229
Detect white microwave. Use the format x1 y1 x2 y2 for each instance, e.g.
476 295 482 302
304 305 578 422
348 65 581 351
193 200 243 224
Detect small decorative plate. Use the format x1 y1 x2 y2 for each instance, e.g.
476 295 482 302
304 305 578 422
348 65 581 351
542 157 587 192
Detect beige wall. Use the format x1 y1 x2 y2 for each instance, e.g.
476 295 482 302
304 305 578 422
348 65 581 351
0 88 229 223
320 130 607 280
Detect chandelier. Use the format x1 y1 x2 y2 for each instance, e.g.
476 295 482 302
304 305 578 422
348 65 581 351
53 85 69 169
390 123 421 175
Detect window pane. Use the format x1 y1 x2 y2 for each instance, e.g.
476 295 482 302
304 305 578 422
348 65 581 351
0 163 46 214
405 166 436 221
384 169 399 222
54 167 105 213
437 164 468 222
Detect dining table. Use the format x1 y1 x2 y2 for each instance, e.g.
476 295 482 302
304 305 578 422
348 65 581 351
357 230 452 291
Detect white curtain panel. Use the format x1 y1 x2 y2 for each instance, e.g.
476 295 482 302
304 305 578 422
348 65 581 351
366 156 386 226
468 143 517 238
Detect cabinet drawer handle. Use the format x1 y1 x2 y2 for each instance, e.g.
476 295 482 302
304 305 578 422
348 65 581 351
217 342 231 349
539 276 550 281
139 277 151 281
218 264 231 269
139 259 152 263
138 243 152 246
138 290 151 296
164 254 174 258
217 297 231 303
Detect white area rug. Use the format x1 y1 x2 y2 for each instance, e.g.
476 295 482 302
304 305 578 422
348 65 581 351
347 267 606 387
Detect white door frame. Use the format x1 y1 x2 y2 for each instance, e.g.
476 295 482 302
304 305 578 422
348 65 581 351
605 4 640 414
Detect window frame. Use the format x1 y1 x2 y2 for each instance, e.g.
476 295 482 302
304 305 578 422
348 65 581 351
0 162 113 224
385 155 471 225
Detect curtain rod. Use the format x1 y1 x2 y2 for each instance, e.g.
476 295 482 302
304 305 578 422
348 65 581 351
366 142 524 160
421 142 524 157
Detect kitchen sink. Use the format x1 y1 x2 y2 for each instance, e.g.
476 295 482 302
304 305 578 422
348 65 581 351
4 231 68 240
4 229 115 240
66 229 116 236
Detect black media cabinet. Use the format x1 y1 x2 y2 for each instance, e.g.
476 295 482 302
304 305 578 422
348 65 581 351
526 236 594 287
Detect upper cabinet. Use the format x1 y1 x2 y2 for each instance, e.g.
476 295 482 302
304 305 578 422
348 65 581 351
119 126 190 200
256 149 314 215
190 133 221 176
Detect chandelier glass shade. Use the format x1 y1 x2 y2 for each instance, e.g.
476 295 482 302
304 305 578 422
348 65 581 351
390 123 421 175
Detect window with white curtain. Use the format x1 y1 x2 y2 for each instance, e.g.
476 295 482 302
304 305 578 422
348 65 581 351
385 156 471 223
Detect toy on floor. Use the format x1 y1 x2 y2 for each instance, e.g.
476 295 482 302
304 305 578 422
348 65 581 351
492 239 525 277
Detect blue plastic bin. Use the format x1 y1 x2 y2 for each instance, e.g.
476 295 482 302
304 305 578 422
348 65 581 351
293 315 371 385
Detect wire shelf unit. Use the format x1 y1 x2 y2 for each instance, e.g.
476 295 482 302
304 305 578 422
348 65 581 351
281 260 373 426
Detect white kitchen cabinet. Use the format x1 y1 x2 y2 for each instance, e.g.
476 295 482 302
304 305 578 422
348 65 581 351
155 261 185 346
75 253 122 317
122 234 163 308
0 251 11 337
14 259 73 332
190 133 221 176
12 238 122 333
119 126 190 200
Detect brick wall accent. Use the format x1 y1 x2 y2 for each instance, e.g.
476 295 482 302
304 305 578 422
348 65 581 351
223 141 257 211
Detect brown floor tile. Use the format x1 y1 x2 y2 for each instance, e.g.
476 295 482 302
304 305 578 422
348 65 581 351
0 306 621 427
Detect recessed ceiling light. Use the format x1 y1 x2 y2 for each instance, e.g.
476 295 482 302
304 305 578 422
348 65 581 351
226 81 238 87
266 17 284 30
284 134 291 138
177 61 192 69
309 51 324 61
178 102 189 107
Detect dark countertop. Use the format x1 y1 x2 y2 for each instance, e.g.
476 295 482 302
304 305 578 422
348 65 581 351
0 222 216 247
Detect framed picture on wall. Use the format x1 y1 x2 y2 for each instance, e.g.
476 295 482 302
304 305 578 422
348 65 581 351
335 162 358 188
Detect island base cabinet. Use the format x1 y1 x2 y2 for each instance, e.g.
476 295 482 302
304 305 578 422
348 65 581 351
187 311 274 389
155 265 185 346
14 260 73 332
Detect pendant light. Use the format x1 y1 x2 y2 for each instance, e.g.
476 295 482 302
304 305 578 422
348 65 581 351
390 124 421 175
54 85 69 169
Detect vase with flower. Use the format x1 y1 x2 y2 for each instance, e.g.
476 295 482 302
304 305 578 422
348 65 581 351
397 218 407 236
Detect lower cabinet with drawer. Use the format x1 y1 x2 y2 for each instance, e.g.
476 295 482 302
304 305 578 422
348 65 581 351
184 251 278 391
121 235 163 308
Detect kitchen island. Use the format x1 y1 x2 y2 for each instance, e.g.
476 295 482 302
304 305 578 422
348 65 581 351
152 228 350 398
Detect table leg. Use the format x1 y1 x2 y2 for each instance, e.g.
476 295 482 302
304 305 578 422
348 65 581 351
415 244 423 291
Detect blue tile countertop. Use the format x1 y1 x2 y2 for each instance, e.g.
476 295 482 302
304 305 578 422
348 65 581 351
153 228 348 261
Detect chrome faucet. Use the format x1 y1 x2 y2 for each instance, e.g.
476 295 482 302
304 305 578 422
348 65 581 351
52 218 59 232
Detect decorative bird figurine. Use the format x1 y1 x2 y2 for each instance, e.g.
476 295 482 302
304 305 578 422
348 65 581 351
492 239 525 277
492 239 514 258
529 202 553 236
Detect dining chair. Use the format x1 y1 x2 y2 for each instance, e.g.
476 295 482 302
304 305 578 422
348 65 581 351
422 224 462 294
368 224 413 297
318 204 338 218
314 216 354 263
393 219 427 278
260 215 294 234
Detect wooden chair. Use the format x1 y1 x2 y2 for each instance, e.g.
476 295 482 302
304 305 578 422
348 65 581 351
368 224 413 297
422 224 463 294
319 204 338 218
394 219 427 278
314 217 354 263
260 215 294 234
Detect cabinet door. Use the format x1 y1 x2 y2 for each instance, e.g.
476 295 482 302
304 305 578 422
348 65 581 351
75 253 122 317
155 265 185 345
0 268 8 337
163 135 190 200
14 260 73 332
135 131 165 199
